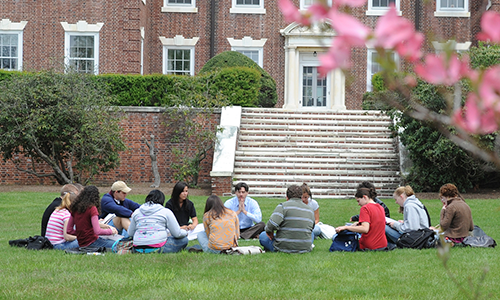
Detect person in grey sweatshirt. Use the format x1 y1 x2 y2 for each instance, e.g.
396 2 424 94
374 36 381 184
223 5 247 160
386 186 430 246
128 190 188 253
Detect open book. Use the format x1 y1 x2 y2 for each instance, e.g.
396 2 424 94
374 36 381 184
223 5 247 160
100 213 116 225
385 217 398 224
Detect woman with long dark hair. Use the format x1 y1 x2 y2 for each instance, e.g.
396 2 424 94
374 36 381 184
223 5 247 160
67 186 118 249
335 187 387 250
128 190 188 253
195 195 239 253
165 181 198 231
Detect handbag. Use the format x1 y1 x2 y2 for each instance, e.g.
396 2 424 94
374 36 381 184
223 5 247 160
329 230 359 252
112 237 134 254
317 222 336 240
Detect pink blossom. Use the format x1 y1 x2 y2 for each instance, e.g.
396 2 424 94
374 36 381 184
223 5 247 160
478 66 500 109
395 32 424 62
329 10 371 44
278 0 311 26
414 53 469 86
318 36 355 76
477 11 500 44
334 0 367 8
453 93 498 134
306 3 330 21
374 6 416 49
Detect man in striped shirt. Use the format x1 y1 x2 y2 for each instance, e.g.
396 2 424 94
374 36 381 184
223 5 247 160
259 185 315 253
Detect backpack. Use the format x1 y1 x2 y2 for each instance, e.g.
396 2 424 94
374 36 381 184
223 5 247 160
462 225 496 248
329 230 359 252
9 235 53 250
396 228 436 249
112 237 135 254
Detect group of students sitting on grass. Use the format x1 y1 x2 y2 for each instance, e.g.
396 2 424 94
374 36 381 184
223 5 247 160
40 179 474 254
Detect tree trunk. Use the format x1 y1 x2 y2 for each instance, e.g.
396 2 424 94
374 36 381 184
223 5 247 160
144 135 160 188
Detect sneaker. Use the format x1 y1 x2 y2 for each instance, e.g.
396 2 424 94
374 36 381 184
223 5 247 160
188 247 203 253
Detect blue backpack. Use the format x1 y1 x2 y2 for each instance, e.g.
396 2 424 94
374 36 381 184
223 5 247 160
329 230 359 252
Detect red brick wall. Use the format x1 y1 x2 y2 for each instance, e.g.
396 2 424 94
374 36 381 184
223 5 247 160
0 108 220 187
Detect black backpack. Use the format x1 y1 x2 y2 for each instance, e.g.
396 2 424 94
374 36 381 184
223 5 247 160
396 228 436 249
9 235 53 250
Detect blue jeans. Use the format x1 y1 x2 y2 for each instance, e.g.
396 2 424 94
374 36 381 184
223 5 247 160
87 237 116 249
259 231 275 252
53 239 79 250
385 225 402 244
197 231 221 254
159 236 188 253
312 224 322 243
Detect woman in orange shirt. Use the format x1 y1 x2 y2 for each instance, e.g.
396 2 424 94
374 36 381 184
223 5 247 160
196 195 239 253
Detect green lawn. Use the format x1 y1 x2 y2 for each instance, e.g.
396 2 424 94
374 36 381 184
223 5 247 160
0 192 498 299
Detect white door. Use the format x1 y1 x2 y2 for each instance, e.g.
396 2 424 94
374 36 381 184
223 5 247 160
299 53 330 108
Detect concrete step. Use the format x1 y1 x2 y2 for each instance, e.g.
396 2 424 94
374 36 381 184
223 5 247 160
234 161 398 169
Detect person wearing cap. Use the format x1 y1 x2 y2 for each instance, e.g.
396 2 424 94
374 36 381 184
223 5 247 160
100 181 140 235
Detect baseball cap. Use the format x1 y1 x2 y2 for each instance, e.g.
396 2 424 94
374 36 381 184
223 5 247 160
111 181 132 193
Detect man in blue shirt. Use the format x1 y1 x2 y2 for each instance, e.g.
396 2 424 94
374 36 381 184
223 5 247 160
100 181 140 236
224 182 265 239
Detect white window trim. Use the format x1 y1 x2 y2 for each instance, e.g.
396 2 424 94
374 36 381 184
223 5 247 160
432 40 471 53
300 0 332 10
140 27 145 75
0 19 28 71
434 0 470 17
61 21 103 75
162 0 198 13
230 0 266 14
227 36 267 67
160 35 199 76
366 48 399 91
366 0 401 16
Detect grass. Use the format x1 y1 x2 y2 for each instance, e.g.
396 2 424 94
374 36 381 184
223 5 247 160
0 192 499 299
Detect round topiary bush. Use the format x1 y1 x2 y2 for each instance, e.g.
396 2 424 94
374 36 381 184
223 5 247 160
200 51 277 107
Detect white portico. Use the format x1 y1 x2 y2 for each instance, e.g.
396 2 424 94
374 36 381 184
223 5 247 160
280 23 346 111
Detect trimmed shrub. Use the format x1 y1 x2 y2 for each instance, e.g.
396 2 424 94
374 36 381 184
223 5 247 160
212 67 261 107
200 51 277 107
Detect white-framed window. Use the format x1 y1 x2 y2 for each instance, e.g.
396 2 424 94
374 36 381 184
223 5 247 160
366 49 399 91
227 37 267 67
300 0 314 10
230 0 265 14
0 19 28 71
366 0 401 16
162 0 198 13
61 21 103 74
435 0 469 17
160 35 199 76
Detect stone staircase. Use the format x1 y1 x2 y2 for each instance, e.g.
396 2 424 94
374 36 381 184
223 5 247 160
232 108 401 198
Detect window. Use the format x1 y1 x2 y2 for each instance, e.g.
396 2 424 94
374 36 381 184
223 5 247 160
367 0 400 16
162 0 197 13
0 19 27 71
160 35 199 76
230 0 265 14
300 0 314 10
432 40 471 54
227 37 267 67
61 21 103 74
435 0 469 17
367 49 398 91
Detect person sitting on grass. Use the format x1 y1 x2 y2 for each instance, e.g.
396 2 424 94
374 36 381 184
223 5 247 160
431 183 474 245
45 186 80 250
41 183 81 236
301 183 322 242
224 182 265 239
67 186 118 249
165 181 199 232
128 190 188 253
350 181 390 222
194 195 239 253
335 187 387 251
385 185 430 247
259 185 315 253
100 181 140 236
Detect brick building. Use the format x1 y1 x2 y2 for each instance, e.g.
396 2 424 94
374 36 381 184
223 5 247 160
2 0 498 110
